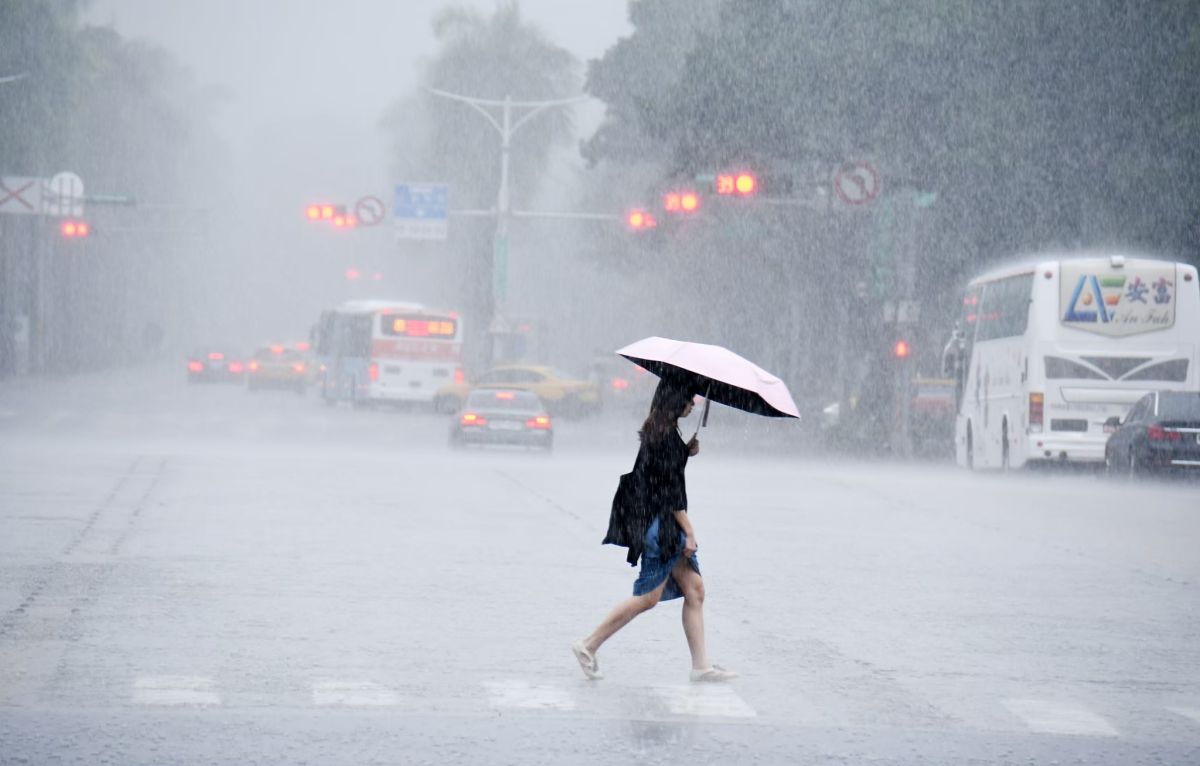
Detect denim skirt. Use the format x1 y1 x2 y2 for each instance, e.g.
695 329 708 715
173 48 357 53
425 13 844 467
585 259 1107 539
632 515 701 601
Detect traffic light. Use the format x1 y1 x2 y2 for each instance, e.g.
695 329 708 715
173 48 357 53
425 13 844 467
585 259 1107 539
626 209 657 230
664 191 700 214
305 203 349 224
60 220 89 238
715 172 757 197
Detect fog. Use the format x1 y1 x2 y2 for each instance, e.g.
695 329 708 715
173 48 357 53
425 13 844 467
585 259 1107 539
3 5 1200 762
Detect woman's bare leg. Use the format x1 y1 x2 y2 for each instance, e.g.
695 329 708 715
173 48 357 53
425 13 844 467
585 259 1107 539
672 557 708 670
582 581 666 654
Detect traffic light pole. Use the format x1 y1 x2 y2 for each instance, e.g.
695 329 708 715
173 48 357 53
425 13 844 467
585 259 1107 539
424 88 587 361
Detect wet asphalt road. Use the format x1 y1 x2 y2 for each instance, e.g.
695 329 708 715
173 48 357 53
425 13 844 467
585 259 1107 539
1 365 1198 765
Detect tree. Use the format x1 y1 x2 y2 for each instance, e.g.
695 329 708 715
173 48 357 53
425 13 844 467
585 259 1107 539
580 0 1200 408
0 0 227 374
380 2 579 371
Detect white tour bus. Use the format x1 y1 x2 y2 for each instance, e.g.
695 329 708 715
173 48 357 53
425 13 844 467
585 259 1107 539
944 254 1199 469
315 300 464 405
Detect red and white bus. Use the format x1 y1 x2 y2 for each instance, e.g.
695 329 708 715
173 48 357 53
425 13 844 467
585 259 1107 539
315 300 464 405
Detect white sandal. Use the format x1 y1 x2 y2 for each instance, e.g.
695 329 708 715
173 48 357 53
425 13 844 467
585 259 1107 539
571 641 603 680
689 664 738 682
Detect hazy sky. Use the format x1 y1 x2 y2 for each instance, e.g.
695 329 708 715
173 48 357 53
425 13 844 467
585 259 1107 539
77 1 633 341
82 1 632 194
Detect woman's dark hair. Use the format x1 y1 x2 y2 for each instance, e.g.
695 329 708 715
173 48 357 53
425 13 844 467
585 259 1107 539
639 378 695 442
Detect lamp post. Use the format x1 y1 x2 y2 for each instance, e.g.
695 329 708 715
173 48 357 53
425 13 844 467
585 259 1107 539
424 88 587 360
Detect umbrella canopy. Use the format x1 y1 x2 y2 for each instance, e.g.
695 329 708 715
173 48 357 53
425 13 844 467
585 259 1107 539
616 336 800 419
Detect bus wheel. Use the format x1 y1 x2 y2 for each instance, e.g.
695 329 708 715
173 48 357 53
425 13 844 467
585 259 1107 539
1001 420 1010 471
966 423 975 471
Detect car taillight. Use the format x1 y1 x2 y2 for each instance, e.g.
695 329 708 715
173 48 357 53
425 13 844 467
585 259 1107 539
228 362 244 373
525 415 552 430
1029 392 1044 433
1147 424 1181 441
461 413 487 426
207 352 224 361
248 361 259 372
611 377 629 391
369 363 379 382
187 361 203 373
454 368 465 385
292 363 305 374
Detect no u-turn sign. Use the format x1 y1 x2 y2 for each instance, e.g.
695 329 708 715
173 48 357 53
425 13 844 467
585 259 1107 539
834 161 881 206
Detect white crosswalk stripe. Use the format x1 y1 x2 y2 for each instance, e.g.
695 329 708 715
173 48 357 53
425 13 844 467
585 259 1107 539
1002 699 1119 737
312 680 399 707
1168 707 1200 726
131 675 221 706
654 684 757 719
483 679 576 711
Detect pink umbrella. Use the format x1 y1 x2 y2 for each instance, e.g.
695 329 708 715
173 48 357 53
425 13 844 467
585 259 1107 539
616 336 800 426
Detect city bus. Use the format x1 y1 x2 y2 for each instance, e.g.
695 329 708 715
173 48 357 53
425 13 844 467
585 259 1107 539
314 300 464 406
944 254 1199 469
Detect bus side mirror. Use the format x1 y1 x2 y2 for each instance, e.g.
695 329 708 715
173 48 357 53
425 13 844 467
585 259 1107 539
1103 416 1121 433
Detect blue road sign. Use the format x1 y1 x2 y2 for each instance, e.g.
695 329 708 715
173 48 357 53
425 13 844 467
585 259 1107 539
394 183 449 240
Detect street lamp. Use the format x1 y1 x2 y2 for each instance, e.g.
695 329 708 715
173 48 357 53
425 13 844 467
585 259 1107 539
423 88 587 350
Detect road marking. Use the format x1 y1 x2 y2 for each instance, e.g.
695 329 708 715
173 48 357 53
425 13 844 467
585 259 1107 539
484 680 576 711
312 680 399 707
1169 707 1200 726
1002 699 1119 737
132 675 220 706
654 685 756 719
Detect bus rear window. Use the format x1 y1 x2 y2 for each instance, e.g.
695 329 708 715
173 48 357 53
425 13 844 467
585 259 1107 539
381 315 457 338
975 274 1033 341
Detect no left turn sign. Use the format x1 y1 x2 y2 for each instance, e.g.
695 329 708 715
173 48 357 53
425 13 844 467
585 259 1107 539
355 195 386 226
834 161 881 206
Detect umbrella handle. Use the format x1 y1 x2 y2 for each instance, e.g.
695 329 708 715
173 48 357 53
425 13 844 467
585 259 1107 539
692 383 712 440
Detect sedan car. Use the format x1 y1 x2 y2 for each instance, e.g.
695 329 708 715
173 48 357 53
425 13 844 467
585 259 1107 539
246 345 308 393
434 364 600 418
1104 390 1200 476
586 356 656 412
186 346 246 384
449 388 553 451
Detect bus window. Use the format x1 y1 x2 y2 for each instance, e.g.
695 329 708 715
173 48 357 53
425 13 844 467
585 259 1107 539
976 274 1034 342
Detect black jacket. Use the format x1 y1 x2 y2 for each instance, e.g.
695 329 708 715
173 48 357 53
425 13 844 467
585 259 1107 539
602 431 689 566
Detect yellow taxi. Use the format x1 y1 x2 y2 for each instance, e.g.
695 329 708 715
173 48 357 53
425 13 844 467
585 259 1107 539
434 364 601 417
246 344 309 393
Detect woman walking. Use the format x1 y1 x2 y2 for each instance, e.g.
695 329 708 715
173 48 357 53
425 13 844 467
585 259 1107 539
572 379 737 682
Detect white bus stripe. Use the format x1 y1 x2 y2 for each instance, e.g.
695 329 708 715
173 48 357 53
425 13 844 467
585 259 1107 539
1002 699 1119 737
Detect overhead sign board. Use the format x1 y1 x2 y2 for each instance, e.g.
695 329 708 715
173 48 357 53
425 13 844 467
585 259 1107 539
0 176 42 215
394 182 449 240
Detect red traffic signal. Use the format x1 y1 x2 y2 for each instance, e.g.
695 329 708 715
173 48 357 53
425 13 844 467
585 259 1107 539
664 191 700 214
305 203 340 221
893 339 911 359
626 209 657 230
716 172 757 196
60 220 89 238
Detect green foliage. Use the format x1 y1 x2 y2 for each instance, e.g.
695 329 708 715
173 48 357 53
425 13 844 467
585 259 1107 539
0 0 221 199
587 0 1200 262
